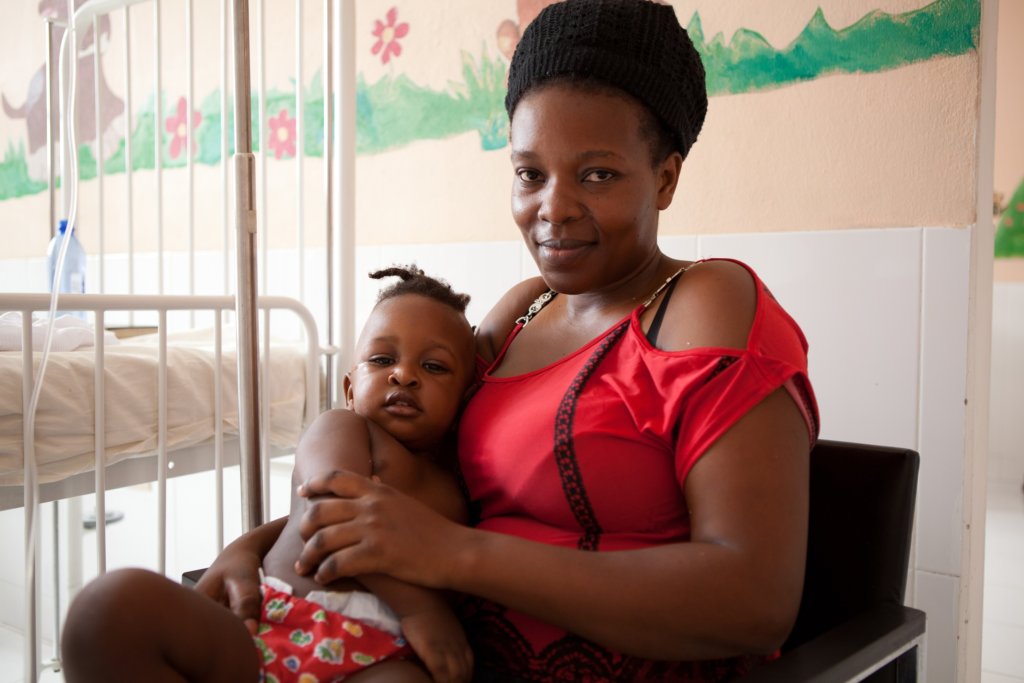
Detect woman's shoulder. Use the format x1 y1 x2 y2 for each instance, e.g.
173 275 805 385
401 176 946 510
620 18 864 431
475 276 550 362
653 259 759 352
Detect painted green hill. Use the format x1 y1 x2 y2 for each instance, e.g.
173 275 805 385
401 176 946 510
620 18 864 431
694 0 979 95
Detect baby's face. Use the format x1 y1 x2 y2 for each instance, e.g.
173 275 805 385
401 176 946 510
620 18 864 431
346 294 475 451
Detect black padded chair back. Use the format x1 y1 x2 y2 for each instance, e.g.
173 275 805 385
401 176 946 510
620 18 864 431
784 440 920 653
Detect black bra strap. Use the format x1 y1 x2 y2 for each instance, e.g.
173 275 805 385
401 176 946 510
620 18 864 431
646 275 682 347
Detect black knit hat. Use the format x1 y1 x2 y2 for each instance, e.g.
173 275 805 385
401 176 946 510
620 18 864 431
505 0 707 158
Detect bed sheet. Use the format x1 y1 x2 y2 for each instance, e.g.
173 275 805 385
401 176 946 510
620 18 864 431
0 329 312 485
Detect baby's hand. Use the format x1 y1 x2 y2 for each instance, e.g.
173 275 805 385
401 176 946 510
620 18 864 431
400 607 473 683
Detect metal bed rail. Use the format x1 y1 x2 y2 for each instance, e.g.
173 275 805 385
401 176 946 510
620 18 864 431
3 291 320 681
18 0 358 677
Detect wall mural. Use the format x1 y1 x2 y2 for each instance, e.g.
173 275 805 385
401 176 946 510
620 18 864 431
995 177 1024 258
0 0 982 217
2 0 125 200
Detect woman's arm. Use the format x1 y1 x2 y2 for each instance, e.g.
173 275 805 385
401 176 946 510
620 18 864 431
297 388 808 660
297 262 811 660
294 409 473 682
466 387 809 658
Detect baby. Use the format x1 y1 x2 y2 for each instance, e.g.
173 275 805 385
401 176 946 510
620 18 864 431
61 265 476 683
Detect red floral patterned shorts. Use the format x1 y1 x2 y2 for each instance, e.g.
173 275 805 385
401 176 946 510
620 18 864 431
253 581 412 682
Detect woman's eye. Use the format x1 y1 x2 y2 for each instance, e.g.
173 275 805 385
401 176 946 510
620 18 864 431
583 169 615 182
516 169 542 183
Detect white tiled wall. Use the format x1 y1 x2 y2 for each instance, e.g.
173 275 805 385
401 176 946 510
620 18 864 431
691 225 972 681
697 227 928 448
918 569 963 678
917 229 971 578
990 282 1024 485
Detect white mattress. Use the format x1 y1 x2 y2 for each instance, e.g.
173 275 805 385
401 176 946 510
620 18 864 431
0 329 313 485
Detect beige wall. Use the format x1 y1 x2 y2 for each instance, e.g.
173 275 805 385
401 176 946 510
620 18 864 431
992 0 1024 280
0 0 983 260
355 0 980 243
993 0 1023 199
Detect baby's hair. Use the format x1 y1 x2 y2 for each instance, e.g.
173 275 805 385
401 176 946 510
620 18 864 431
369 265 471 314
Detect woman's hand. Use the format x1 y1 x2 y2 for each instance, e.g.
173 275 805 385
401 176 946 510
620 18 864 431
294 470 465 588
193 517 286 633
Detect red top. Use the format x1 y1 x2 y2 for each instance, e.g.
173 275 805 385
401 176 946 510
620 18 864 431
457 260 818 682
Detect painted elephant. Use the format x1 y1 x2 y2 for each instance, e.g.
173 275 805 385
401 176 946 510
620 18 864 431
2 0 125 182
496 0 557 61
496 0 669 61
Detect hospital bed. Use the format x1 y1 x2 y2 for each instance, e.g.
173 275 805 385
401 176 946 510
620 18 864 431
0 0 357 679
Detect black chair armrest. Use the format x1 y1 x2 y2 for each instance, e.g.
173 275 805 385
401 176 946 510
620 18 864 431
741 603 925 682
182 568 207 588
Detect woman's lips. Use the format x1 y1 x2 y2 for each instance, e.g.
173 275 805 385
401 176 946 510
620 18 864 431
537 239 593 267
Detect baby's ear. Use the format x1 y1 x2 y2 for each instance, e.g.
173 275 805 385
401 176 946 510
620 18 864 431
461 378 481 405
342 372 354 407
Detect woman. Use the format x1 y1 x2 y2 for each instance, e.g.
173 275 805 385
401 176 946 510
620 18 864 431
200 1 818 680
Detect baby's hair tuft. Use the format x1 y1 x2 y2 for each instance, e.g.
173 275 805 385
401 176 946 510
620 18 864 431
369 265 471 314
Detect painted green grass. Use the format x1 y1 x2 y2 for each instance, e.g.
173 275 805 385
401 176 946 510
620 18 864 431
357 47 507 154
0 0 980 202
0 142 47 201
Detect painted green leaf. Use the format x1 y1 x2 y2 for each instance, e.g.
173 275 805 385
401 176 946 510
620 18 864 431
995 178 1024 259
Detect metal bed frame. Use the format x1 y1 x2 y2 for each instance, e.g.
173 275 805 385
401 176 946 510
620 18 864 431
10 0 357 679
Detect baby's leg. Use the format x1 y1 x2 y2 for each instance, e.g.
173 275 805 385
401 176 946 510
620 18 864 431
346 659 432 682
62 567 259 682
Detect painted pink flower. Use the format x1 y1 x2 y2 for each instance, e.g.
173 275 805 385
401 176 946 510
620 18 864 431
371 7 409 65
268 108 296 159
166 97 201 159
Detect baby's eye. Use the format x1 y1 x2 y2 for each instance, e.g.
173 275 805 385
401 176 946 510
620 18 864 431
368 356 394 366
583 169 615 182
423 361 450 374
516 168 542 183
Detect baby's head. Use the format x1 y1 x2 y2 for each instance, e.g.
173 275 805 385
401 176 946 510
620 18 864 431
345 266 476 452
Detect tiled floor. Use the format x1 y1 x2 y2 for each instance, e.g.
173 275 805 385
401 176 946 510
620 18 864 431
1 466 1023 682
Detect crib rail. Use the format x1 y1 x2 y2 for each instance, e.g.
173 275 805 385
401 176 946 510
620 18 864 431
8 0 358 676
1 292 320 682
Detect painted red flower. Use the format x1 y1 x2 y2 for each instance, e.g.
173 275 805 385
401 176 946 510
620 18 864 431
371 7 409 65
166 96 201 159
268 108 296 159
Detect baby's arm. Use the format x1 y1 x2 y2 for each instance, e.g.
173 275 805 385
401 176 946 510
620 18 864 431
293 409 471 683
357 574 470 683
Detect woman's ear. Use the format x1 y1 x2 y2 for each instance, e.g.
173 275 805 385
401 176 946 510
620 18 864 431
656 151 684 211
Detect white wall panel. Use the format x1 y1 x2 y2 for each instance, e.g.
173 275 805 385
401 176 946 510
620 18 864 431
989 283 1024 484
697 227 924 447
917 569 961 683
918 228 971 576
